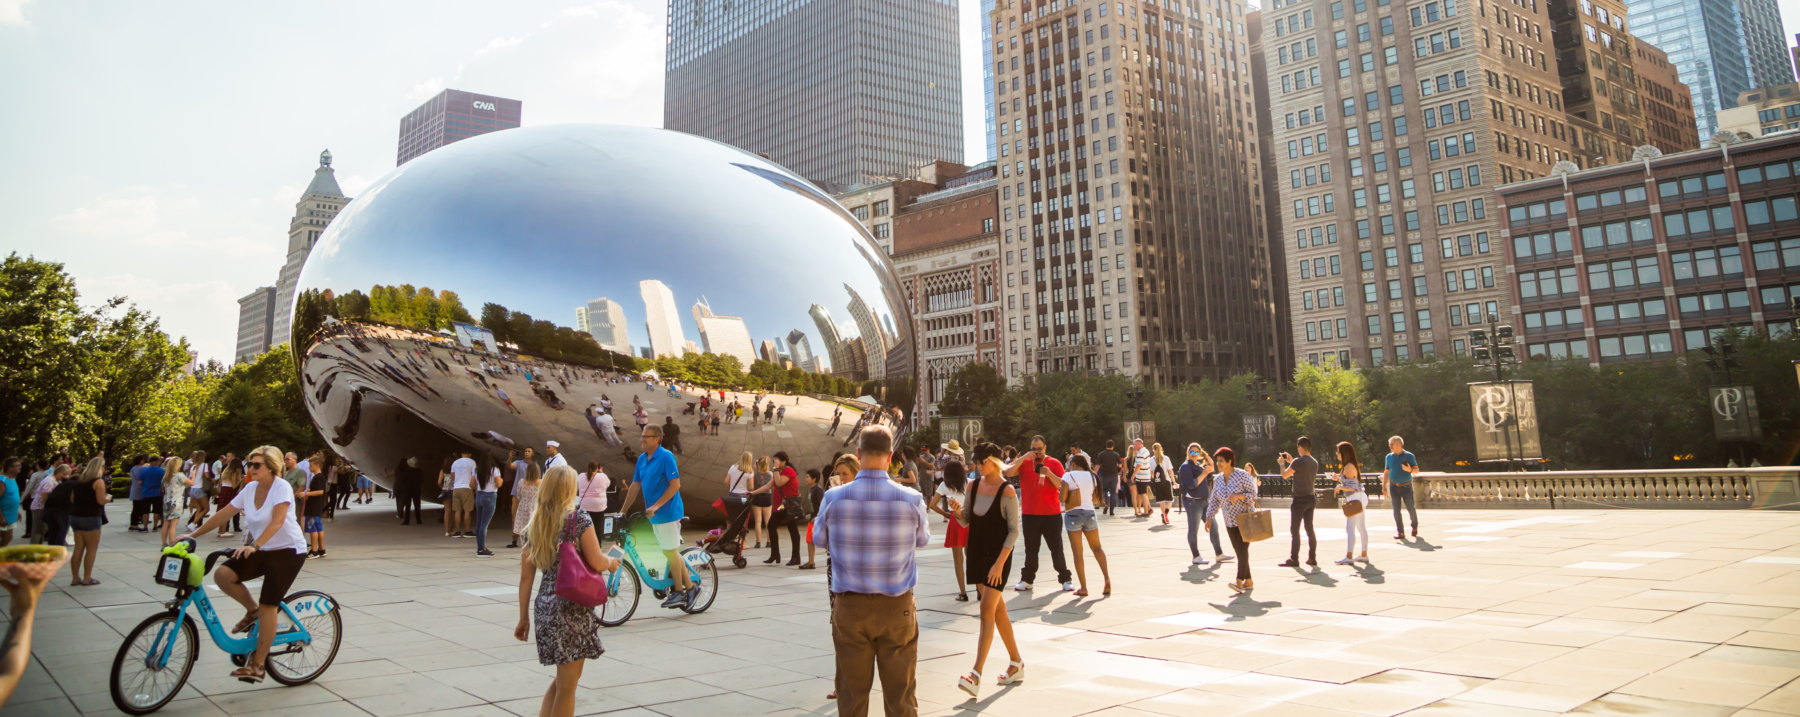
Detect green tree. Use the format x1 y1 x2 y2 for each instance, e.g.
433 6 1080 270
75 306 195 460
1279 362 1378 463
0 254 104 458
196 345 315 456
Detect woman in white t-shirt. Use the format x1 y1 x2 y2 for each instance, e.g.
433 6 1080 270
1059 455 1110 597
574 463 609 526
726 452 762 548
930 462 970 602
180 444 308 684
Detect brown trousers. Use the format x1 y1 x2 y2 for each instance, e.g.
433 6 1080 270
831 591 919 717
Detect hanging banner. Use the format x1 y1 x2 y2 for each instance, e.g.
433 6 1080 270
1468 380 1543 462
1123 420 1157 447
1242 413 1278 456
1709 385 1763 442
959 417 985 447
938 417 962 446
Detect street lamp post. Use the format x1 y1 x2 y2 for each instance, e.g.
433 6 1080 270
1469 312 1521 471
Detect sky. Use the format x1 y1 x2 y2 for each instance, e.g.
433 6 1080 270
1 0 1798 364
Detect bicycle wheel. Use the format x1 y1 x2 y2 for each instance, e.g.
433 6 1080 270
110 612 198 715
266 590 342 685
680 547 719 614
599 562 641 627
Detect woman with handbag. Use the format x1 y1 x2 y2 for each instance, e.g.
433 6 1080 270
1202 447 1259 594
1059 455 1109 597
955 444 1024 698
1333 442 1370 565
573 462 608 528
513 465 623 717
1149 443 1175 525
761 452 801 566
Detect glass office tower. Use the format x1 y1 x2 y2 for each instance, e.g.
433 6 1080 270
1623 0 1768 139
664 0 964 192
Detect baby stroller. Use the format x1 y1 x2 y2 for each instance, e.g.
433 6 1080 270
683 402 697 415
700 495 754 568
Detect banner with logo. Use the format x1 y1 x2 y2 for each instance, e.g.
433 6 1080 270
1468 381 1543 462
1123 420 1157 447
1242 413 1278 456
938 416 986 448
1709 385 1763 442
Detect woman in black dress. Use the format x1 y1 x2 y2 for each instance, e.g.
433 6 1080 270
954 443 1023 699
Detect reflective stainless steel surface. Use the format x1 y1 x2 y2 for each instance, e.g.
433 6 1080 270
292 124 913 520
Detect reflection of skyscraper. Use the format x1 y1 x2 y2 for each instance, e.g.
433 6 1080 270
844 337 869 382
584 297 629 355
692 296 756 369
844 284 887 380
809 304 854 377
760 339 780 363
575 306 590 334
786 329 815 372
639 280 685 358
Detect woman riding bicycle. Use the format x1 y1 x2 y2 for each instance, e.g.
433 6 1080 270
179 444 308 684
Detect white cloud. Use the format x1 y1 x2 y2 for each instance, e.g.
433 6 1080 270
405 75 446 103
50 195 159 235
0 0 35 26
452 1 665 126
87 272 242 360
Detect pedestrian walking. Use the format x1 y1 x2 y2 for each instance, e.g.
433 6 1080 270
1277 437 1320 568
763 452 802 566
35 464 71 547
449 450 478 538
812 426 930 717
574 461 608 527
1384 436 1420 539
475 456 506 557
1148 443 1175 525
662 416 683 455
215 461 243 537
159 456 190 547
508 453 543 548
301 456 330 558
62 456 112 585
955 443 1024 698
929 462 970 602
1127 440 1151 517
1093 441 1122 515
798 467 827 570
1001 436 1072 592
1177 444 1225 565
1335 442 1371 565
1203 448 1258 594
186 451 213 529
730 452 764 548
1059 455 1110 596
126 455 148 532
512 465 624 717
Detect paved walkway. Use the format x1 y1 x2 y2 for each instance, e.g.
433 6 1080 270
7 499 1800 717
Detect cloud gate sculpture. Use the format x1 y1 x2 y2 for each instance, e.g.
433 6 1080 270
291 124 914 520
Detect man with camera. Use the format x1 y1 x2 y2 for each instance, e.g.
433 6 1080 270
1276 438 1319 568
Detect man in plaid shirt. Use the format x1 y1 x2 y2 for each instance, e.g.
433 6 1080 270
812 425 930 717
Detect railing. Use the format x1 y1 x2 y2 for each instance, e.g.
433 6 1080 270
1256 475 1385 499
1415 467 1800 510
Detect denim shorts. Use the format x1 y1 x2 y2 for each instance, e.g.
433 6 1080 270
1062 508 1098 532
69 515 103 532
304 515 324 533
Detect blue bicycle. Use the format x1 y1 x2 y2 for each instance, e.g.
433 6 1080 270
109 538 342 715
597 512 717 626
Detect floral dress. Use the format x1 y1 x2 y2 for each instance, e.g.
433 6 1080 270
514 480 539 532
533 510 605 665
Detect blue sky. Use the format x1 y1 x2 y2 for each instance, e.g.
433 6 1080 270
1 0 1797 362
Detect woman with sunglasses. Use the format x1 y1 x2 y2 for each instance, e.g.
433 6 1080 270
1176 444 1225 566
180 445 309 683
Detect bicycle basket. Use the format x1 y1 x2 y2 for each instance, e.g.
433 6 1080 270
154 547 203 588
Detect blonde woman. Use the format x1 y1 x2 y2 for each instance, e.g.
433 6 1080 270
159 456 190 547
187 450 214 528
745 455 776 550
179 445 309 683
726 452 761 547
513 466 623 717
1149 443 1175 525
955 445 1023 698
65 457 113 586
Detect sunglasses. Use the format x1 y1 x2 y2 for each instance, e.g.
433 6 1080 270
247 461 266 469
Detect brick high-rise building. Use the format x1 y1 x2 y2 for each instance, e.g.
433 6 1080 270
1623 0 1764 140
1634 41 1700 154
1552 0 1699 165
887 163 1003 418
992 0 1281 385
396 89 522 166
663 0 963 192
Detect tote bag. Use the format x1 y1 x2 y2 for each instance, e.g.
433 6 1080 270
1238 497 1275 542
553 512 609 607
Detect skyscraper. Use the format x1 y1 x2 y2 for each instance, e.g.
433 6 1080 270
1623 0 1765 139
639 280 686 358
234 287 276 364
583 297 630 355
1741 0 1794 90
691 296 757 369
994 0 1282 385
396 89 523 166
786 328 817 372
271 150 348 348
663 0 963 191
809 303 855 377
844 284 888 380
984 0 999 160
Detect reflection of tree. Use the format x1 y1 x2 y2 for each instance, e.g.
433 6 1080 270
478 302 636 369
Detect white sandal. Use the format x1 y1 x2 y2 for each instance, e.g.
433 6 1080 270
958 670 981 698
997 660 1025 685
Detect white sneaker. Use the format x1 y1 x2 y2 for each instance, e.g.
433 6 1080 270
1013 581 1032 592
1217 554 1235 563
1355 555 1370 564
1192 556 1209 565
1335 557 1355 565
1061 581 1075 592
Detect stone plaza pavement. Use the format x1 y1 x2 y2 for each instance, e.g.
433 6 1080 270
6 498 1800 717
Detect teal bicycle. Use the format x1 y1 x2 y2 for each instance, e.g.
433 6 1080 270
109 538 343 715
596 512 717 626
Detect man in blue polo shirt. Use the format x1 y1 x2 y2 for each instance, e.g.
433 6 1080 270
1384 436 1420 540
622 424 692 608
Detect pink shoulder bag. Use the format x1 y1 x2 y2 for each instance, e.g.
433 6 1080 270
553 512 609 607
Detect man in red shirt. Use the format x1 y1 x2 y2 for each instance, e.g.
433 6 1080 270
1003 435 1073 592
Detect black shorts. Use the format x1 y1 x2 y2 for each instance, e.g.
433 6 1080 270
221 549 308 606
750 494 773 508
